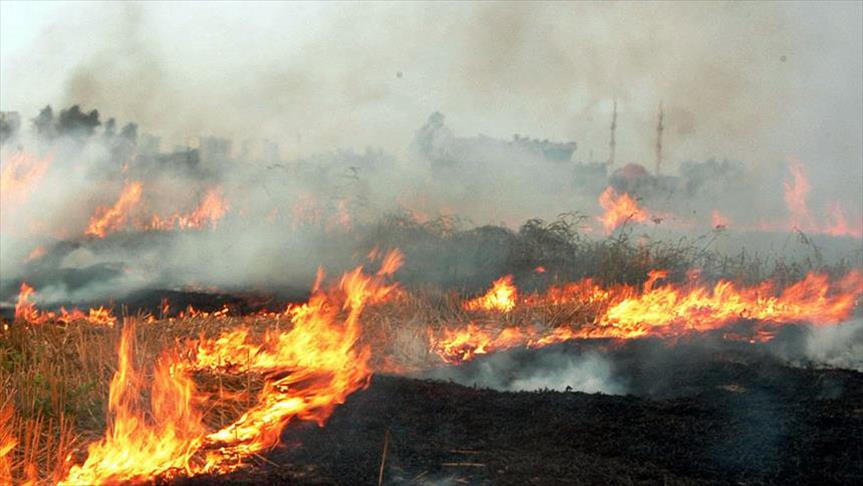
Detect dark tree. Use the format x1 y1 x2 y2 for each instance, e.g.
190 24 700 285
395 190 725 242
104 117 117 137
32 105 56 139
57 105 101 138
120 123 138 143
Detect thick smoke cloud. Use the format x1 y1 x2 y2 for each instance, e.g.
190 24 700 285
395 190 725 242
2 3 861 177
1 2 861 307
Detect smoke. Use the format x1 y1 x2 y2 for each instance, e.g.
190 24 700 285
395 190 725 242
2 3 861 172
771 319 863 372
423 348 626 395
0 3 861 306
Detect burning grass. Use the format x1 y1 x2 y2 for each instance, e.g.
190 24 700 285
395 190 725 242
2 236 862 484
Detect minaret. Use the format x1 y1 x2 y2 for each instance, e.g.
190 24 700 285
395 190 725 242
654 101 664 176
607 99 617 168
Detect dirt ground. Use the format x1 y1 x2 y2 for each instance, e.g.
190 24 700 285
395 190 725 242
182 338 863 485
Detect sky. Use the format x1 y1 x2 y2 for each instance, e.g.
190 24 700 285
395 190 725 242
1 1 861 199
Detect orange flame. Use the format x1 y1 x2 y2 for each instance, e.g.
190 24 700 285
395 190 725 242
824 202 863 238
13 282 116 327
464 275 517 312
60 250 402 484
0 151 52 208
598 187 648 233
784 158 816 232
595 270 863 338
25 246 47 263
431 270 863 364
0 405 15 485
147 188 229 231
85 181 143 238
711 210 730 229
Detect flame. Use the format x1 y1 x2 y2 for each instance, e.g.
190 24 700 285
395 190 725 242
824 202 863 238
13 282 116 327
85 181 144 238
594 270 863 338
147 188 229 231
464 275 517 312
431 270 863 364
59 250 401 484
711 210 730 229
25 246 47 263
0 151 52 208
783 158 816 232
598 187 648 233
0 405 15 485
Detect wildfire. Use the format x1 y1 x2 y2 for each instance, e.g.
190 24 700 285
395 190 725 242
711 209 730 229
431 269 863 364
780 158 861 238
25 246 47 263
598 187 648 233
59 250 402 484
594 270 863 338
85 181 144 238
146 187 229 231
13 282 117 327
784 158 816 232
464 275 517 312
0 151 52 208
0 405 14 485
824 202 863 238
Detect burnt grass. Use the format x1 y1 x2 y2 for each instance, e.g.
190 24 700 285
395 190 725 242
183 338 863 486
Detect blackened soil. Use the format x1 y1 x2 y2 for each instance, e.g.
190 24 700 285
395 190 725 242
185 349 863 485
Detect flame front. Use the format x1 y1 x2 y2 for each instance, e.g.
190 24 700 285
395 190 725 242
598 187 648 233
431 270 863 364
13 283 117 327
85 181 144 238
59 250 401 484
0 151 51 208
464 275 517 312
146 187 229 231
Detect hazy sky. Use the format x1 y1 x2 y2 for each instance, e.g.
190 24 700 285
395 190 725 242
1 1 861 197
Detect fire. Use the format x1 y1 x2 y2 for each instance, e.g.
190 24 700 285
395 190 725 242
784 158 816 232
85 181 143 238
0 151 52 208
824 202 863 238
598 187 648 233
59 251 401 484
25 246 47 263
464 275 517 312
0 405 15 485
147 187 229 231
594 270 863 338
13 282 117 327
431 270 863 364
711 210 730 229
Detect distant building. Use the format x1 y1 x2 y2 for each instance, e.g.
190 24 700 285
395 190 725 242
157 147 200 168
0 111 21 144
187 136 232 164
240 138 280 163
138 133 161 154
414 112 578 169
511 134 577 162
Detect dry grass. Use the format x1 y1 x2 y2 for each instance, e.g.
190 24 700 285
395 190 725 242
1 220 857 483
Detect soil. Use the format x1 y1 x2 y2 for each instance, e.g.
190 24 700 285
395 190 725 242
181 337 863 485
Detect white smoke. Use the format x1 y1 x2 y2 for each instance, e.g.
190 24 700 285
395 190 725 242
426 350 626 395
800 319 863 372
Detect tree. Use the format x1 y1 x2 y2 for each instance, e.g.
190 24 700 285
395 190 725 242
33 105 56 139
56 105 101 138
120 123 138 143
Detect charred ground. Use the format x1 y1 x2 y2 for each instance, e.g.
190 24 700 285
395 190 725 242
184 337 863 485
